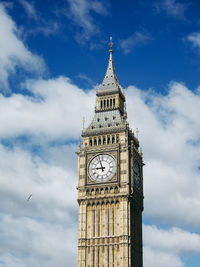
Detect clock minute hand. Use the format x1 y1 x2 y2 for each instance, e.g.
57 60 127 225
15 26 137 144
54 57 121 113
98 156 104 172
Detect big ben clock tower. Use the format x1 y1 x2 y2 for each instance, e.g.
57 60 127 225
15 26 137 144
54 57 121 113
77 37 144 267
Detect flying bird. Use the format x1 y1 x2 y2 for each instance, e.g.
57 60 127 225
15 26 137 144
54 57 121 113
27 194 32 201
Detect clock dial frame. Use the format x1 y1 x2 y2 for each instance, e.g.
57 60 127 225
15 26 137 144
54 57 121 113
133 160 140 189
88 154 116 183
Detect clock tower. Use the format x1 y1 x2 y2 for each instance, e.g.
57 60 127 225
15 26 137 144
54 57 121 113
77 37 144 267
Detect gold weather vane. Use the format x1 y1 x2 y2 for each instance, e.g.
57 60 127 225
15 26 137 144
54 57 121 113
136 128 139 139
109 36 113 52
82 117 86 130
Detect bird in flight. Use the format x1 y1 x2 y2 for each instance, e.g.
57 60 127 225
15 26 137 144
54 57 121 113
27 194 32 201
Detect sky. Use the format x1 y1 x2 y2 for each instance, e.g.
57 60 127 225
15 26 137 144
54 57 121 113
0 0 200 266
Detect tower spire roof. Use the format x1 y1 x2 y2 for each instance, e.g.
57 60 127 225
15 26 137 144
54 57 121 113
97 37 121 94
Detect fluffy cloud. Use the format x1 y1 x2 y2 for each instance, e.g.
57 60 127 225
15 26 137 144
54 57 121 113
120 32 151 54
19 0 38 20
144 247 183 267
0 4 45 91
144 225 200 254
66 0 108 41
0 76 95 140
1 4 200 266
126 83 200 227
187 32 200 49
1 77 200 266
155 0 187 19
0 143 78 266
144 225 200 267
0 214 77 267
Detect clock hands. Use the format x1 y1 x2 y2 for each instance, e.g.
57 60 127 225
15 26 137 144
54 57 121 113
96 167 105 172
97 156 105 172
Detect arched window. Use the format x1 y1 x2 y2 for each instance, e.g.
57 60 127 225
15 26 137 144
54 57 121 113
104 100 106 108
113 98 116 107
89 139 92 146
107 136 110 144
107 99 109 108
101 100 103 109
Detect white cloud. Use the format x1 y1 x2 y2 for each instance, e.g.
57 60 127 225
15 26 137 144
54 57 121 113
0 143 77 222
0 214 77 267
1 77 200 266
1 77 200 229
18 0 60 37
144 225 200 255
0 76 95 140
187 32 200 49
120 32 151 54
155 0 187 19
144 247 183 267
19 0 38 20
144 224 200 267
0 7 200 264
126 83 200 227
66 0 108 41
0 4 45 91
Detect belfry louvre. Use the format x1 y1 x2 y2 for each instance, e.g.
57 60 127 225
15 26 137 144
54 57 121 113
77 37 144 267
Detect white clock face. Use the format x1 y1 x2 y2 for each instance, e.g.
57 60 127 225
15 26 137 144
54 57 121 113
88 154 116 183
133 160 140 189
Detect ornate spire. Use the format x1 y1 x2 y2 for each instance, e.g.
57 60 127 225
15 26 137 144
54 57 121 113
97 37 121 94
109 36 113 52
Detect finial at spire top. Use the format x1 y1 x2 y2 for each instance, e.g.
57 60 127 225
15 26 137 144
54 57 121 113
109 36 113 52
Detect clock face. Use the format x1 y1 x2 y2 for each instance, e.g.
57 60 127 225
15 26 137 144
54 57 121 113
88 154 116 183
133 160 140 189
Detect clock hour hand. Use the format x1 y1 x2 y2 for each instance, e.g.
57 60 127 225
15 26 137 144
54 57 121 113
96 166 105 170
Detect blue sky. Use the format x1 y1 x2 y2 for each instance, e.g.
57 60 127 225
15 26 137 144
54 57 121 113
0 0 200 266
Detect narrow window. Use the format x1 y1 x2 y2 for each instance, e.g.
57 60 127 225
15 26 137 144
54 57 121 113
113 246 114 267
107 99 109 108
93 209 95 237
101 100 103 109
98 247 100 267
110 99 112 107
112 136 115 144
103 137 106 144
89 139 92 146
113 98 116 107
96 188 99 195
108 208 109 236
93 248 95 267
112 208 114 235
104 100 106 108
107 246 109 266
97 210 100 237
94 138 97 146
98 137 101 145
116 135 119 143
107 136 110 144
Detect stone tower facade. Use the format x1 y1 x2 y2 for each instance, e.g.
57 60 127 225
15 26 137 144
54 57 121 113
77 37 144 267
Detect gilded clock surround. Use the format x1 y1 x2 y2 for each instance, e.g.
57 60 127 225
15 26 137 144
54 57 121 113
77 37 144 267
